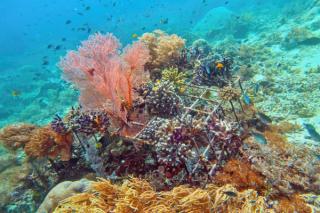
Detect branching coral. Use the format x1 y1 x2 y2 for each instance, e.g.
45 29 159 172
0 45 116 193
140 30 185 72
0 124 37 151
145 81 181 117
59 33 150 124
161 67 188 93
52 178 277 213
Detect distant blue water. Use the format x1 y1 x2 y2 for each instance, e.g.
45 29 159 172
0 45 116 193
0 0 308 127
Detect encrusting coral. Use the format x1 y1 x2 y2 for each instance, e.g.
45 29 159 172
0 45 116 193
37 178 92 213
52 177 277 213
0 123 37 151
140 30 185 77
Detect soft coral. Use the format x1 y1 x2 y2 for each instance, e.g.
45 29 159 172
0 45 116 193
59 33 150 125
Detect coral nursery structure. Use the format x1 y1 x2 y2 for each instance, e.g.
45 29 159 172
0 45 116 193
1 30 319 213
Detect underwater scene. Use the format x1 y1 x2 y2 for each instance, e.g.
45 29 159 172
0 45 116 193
0 0 320 212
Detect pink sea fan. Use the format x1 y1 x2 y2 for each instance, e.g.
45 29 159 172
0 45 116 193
59 33 150 124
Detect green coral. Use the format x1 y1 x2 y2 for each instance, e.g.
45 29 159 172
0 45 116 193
161 67 188 93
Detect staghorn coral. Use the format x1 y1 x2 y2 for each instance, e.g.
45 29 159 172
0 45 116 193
140 30 185 73
53 177 278 213
59 33 150 124
0 124 37 151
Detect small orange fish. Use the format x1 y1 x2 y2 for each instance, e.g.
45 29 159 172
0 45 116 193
216 62 224 70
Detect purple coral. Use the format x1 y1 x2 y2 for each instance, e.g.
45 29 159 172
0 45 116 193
51 115 69 134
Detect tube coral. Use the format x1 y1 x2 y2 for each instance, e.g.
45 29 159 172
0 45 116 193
59 33 150 124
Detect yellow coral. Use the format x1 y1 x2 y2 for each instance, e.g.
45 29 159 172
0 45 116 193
53 178 278 213
140 30 185 71
161 67 188 93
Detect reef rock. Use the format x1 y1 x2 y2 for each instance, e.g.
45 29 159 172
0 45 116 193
36 179 92 213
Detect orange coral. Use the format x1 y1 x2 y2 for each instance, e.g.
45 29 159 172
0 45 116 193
214 159 267 193
264 128 290 152
24 127 73 161
276 195 311 213
0 124 37 151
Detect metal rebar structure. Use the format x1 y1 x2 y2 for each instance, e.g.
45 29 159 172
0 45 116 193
128 77 245 184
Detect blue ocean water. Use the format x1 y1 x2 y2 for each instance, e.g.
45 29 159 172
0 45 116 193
0 0 320 212
0 0 294 127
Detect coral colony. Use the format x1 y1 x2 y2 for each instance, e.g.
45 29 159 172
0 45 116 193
1 30 320 212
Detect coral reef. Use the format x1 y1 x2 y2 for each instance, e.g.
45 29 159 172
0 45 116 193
242 137 320 196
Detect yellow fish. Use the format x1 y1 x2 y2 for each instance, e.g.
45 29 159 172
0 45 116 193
95 142 102 149
216 62 224 70
132 33 138 39
11 90 21 97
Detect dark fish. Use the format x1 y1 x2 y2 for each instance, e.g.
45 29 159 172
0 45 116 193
77 12 84 16
85 6 91 10
304 123 320 142
251 131 268 145
55 45 62 50
141 26 146 30
42 60 49 66
87 28 91 33
113 2 116 7
225 1 229 4
65 20 72 24
257 112 272 124
47 44 53 49
160 18 169 24
61 38 66 42
223 191 237 197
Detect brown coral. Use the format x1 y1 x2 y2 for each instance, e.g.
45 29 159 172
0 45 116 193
140 30 185 74
25 127 73 161
0 123 37 151
214 159 267 194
